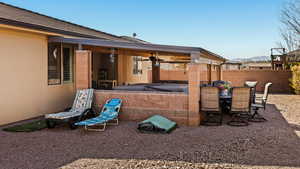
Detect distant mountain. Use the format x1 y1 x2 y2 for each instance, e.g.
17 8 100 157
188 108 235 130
232 56 271 62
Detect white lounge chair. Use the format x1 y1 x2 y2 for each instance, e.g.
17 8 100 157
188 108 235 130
45 89 94 129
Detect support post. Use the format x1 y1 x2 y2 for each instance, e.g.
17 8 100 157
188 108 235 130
188 63 202 126
216 65 221 81
75 50 92 89
207 64 212 84
117 50 125 85
152 59 160 83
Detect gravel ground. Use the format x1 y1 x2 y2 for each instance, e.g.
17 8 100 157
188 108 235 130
0 94 300 169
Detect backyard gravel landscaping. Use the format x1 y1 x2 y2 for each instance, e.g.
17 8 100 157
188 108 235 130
0 94 300 169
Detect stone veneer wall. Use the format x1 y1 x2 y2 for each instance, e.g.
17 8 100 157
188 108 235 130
94 90 189 125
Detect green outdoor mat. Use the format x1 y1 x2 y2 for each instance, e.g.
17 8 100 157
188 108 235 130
138 115 177 133
2 120 47 132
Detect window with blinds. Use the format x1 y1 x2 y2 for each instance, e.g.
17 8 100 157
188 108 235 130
133 56 143 75
48 43 73 85
63 47 73 82
48 43 61 85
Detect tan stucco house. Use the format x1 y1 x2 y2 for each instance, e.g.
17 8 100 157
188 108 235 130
0 2 226 126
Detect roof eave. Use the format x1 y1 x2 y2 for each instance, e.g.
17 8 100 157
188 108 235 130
0 18 109 39
49 36 202 54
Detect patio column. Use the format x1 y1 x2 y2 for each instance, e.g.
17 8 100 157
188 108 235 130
117 50 126 85
188 62 202 126
75 50 92 89
216 65 221 81
152 59 160 83
207 64 212 84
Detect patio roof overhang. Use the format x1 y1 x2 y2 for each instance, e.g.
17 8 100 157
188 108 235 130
48 36 226 64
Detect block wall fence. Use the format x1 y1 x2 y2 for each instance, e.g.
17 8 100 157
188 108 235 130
151 70 292 93
222 70 292 93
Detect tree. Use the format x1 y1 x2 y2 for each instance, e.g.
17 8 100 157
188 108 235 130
280 0 300 52
290 64 300 94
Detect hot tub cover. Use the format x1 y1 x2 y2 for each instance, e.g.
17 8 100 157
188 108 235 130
137 115 177 133
113 83 188 93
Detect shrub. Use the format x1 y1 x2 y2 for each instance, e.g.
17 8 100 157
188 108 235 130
290 64 300 94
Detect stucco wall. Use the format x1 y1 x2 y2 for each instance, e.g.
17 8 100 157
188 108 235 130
158 70 188 81
118 51 150 84
94 90 189 125
0 28 75 125
148 69 215 83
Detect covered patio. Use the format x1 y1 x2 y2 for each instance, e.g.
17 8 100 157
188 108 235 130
49 36 226 126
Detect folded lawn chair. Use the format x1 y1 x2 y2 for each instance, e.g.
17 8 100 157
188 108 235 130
75 98 122 131
45 89 94 129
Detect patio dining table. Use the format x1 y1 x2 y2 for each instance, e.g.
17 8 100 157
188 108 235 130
219 93 232 114
219 95 232 99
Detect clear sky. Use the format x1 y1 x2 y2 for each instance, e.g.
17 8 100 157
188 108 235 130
1 0 286 59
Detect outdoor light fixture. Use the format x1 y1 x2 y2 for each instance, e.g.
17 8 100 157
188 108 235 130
110 48 116 63
53 48 57 59
154 52 160 67
149 52 160 67
110 48 117 80
149 53 155 61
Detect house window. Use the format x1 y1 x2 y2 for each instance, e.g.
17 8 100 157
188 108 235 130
48 43 61 85
133 56 143 75
63 47 73 83
48 43 74 85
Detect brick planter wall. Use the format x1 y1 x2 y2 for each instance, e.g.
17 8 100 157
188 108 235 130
94 90 189 125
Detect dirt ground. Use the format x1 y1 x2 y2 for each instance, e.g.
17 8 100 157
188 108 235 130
0 94 299 169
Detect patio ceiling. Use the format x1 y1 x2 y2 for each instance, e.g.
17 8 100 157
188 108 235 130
48 36 226 63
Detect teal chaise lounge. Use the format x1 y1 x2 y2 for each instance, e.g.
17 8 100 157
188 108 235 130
75 98 122 131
